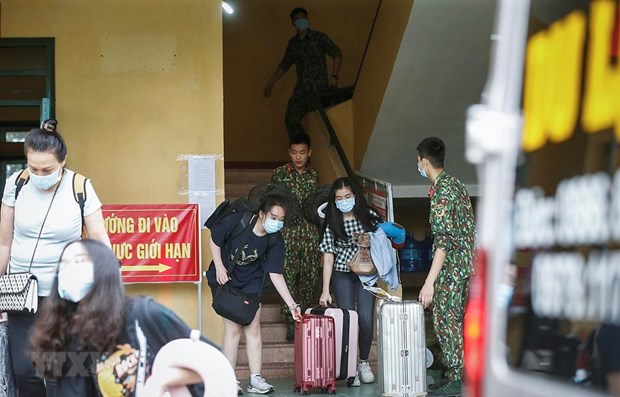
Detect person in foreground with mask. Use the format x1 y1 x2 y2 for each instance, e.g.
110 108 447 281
29 239 215 396
318 176 383 386
416 136 475 396
205 192 302 395
263 7 342 139
0 119 110 397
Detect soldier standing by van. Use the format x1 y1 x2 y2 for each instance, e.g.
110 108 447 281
416 137 475 396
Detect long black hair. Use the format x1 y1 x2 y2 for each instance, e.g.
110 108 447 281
30 239 125 377
321 177 382 241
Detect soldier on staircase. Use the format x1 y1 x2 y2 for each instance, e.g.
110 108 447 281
272 132 321 342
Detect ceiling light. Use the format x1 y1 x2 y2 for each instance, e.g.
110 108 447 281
222 1 234 15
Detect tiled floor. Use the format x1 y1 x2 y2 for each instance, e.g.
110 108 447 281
240 378 379 396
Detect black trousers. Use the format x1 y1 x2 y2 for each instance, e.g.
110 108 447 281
8 298 55 397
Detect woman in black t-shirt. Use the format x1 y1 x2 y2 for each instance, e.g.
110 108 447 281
207 192 302 395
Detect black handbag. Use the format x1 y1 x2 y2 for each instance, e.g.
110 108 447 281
212 285 261 326
211 216 266 326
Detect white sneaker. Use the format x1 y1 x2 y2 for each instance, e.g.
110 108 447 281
237 380 244 395
351 373 361 387
358 361 375 383
247 374 275 394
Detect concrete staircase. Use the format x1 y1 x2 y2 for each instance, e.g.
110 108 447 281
224 168 273 201
235 303 378 380
225 167 378 380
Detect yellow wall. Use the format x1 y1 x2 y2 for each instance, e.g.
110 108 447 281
353 0 414 169
223 0 380 163
1 0 225 342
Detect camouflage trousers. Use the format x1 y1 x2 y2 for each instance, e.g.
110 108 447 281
284 92 317 139
432 280 469 381
281 240 320 327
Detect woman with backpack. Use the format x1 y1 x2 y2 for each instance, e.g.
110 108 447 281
318 176 383 386
29 239 216 396
205 192 302 395
0 119 110 396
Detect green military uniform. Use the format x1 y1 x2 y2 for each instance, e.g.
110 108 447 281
429 171 475 382
272 163 321 330
279 29 341 138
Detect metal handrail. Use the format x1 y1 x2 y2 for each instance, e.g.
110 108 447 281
312 89 355 178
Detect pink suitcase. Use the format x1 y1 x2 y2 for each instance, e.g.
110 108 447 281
294 314 337 395
306 307 359 385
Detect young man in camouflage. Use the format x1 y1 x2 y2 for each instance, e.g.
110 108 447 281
272 133 321 341
263 7 342 139
417 137 475 396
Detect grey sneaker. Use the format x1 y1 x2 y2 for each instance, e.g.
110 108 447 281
247 374 275 394
351 373 361 387
358 361 375 383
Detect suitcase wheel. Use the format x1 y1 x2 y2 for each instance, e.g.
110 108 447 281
301 391 308 396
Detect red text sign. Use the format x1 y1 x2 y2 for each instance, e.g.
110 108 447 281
102 204 200 283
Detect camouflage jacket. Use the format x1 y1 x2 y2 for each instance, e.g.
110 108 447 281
272 163 320 243
279 29 341 95
429 171 475 285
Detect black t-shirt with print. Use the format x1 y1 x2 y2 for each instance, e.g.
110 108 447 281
55 297 214 397
205 212 285 293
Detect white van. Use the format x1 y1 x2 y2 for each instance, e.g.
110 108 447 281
463 0 619 396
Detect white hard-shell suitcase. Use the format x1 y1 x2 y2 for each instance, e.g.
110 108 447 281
377 299 427 396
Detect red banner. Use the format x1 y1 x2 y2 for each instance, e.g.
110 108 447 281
102 204 201 284
367 188 388 220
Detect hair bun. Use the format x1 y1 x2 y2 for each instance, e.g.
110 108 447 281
41 119 57 133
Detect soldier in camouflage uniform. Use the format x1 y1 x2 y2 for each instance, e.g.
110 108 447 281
263 7 342 139
272 133 321 341
416 137 475 396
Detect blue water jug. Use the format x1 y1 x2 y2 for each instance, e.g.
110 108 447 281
417 231 434 272
399 232 420 273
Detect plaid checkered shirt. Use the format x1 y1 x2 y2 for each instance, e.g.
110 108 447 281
319 218 368 272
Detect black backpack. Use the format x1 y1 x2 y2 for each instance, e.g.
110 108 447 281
204 198 278 259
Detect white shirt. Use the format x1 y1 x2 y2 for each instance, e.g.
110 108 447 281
2 168 103 296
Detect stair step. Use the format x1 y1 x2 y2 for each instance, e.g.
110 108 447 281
240 321 289 344
224 182 260 197
260 303 285 323
225 169 273 183
235 361 296 379
237 341 294 366
234 359 379 380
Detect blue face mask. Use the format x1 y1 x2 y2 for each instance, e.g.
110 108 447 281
263 217 284 234
418 161 428 179
30 165 62 190
58 262 95 303
336 196 355 213
294 18 309 32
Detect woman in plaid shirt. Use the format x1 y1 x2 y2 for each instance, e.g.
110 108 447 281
318 177 382 386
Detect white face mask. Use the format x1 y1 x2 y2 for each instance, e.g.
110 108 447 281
263 217 284 234
58 262 95 302
336 196 355 213
29 165 62 190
